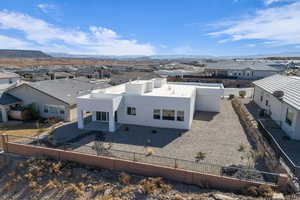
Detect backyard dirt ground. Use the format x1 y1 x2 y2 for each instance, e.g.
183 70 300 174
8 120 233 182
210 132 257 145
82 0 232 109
70 99 258 168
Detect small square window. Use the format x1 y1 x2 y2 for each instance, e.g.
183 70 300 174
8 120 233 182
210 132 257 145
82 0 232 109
285 108 294 126
127 107 136 116
162 110 175 120
44 105 48 113
177 111 184 121
153 109 160 119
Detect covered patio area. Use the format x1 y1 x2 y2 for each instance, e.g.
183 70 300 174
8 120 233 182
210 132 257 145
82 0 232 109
77 92 123 132
0 93 22 123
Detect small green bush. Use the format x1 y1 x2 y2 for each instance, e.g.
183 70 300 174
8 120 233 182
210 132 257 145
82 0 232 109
238 144 246 152
239 90 247 98
195 151 206 161
228 94 235 100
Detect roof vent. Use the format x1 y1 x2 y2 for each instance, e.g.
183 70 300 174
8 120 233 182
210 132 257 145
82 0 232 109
273 90 284 100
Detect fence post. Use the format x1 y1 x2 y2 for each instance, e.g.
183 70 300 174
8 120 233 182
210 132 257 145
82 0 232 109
0 134 8 152
276 173 288 189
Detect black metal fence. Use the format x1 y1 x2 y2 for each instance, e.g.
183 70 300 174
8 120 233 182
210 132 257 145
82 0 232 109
258 119 300 177
6 134 280 184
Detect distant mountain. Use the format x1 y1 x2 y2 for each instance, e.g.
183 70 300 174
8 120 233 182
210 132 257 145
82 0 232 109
0 49 51 59
47 52 216 60
47 51 300 60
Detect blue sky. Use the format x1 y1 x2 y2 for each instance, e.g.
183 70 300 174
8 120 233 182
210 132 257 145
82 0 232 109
0 0 300 56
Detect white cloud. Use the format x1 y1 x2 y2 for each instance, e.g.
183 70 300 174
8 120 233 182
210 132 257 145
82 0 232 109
0 10 155 55
208 2 300 47
37 4 56 14
0 35 33 49
264 0 296 5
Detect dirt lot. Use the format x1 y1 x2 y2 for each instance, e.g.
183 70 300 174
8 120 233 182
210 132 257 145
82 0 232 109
0 58 157 67
0 154 275 200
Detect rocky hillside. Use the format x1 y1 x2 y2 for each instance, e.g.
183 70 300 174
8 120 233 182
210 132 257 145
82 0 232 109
0 154 283 200
0 50 51 59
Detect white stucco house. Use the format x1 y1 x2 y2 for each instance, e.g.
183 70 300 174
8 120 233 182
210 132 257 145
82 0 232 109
0 71 20 91
253 75 300 140
76 78 224 132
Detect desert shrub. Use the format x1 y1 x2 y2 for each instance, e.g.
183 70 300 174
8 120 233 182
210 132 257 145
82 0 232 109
239 90 247 98
243 185 273 198
228 94 235 100
139 177 171 194
257 185 273 198
65 183 84 197
45 180 60 190
93 184 107 192
29 181 38 189
238 144 246 152
146 148 154 156
195 151 206 162
243 186 258 197
118 172 131 185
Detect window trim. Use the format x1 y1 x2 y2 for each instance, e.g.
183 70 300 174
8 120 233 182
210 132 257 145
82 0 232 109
127 107 136 116
153 109 161 120
177 111 184 121
285 108 294 126
162 109 175 121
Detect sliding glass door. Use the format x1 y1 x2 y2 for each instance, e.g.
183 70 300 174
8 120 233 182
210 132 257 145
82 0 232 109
96 111 109 122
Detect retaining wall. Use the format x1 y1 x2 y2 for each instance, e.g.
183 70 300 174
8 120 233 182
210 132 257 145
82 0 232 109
1 136 288 192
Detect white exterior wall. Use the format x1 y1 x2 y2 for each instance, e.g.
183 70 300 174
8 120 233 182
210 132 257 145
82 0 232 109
0 77 19 85
254 86 300 140
77 80 223 132
195 87 223 112
117 94 194 130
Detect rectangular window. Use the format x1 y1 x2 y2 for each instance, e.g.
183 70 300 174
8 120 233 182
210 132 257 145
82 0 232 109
127 107 136 116
177 111 184 121
162 109 175 120
285 108 294 126
44 104 64 115
265 100 269 106
260 95 263 102
44 105 49 113
153 109 161 119
96 111 109 121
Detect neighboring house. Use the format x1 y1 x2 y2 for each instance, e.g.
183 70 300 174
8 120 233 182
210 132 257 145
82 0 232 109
6 79 110 121
204 60 286 80
253 75 300 140
0 93 22 122
0 71 20 91
77 78 224 132
49 72 75 80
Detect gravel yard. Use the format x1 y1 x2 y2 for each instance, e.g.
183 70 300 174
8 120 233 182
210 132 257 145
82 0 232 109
74 100 255 167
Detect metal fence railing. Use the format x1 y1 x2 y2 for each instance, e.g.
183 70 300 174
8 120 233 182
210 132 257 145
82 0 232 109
4 134 280 184
258 119 300 177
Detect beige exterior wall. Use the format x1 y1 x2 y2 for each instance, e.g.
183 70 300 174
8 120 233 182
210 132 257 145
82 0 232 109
8 84 71 121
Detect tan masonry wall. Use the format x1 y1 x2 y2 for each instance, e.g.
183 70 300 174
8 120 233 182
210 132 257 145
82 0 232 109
3 139 288 192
